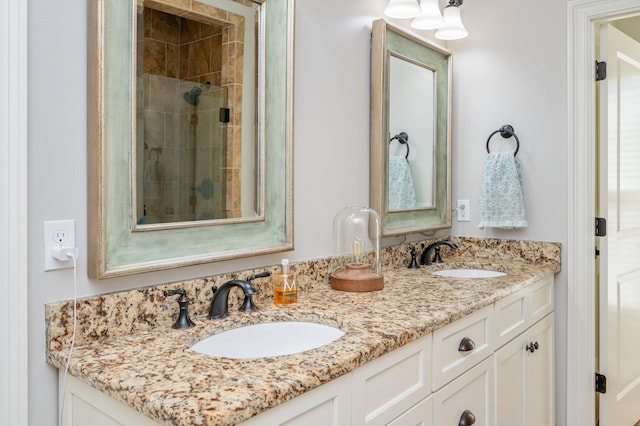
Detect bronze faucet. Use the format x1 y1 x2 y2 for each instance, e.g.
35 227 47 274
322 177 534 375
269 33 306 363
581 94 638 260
208 272 271 319
420 240 458 265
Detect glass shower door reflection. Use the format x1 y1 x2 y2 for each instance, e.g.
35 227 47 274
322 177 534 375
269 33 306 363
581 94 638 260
136 74 228 225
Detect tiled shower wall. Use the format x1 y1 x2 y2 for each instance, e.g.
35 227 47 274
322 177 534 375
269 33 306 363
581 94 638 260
137 75 226 223
140 6 224 86
135 3 249 223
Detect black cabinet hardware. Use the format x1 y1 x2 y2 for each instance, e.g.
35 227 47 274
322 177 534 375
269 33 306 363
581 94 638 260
458 337 476 352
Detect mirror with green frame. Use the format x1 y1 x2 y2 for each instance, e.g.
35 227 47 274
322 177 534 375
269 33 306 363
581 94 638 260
370 19 452 236
88 0 294 278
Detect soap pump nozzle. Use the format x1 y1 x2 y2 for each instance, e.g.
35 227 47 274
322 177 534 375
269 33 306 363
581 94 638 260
274 258 298 305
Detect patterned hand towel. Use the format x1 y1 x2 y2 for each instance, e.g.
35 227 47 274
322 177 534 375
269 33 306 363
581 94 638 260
388 155 416 210
478 152 527 229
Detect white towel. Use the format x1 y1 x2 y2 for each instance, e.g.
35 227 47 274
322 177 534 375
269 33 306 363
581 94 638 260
478 152 527 229
388 155 416 210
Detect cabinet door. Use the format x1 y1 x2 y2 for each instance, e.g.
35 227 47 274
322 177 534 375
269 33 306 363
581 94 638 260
240 373 351 426
495 327 527 426
495 313 555 426
60 373 161 426
525 313 554 426
433 357 494 426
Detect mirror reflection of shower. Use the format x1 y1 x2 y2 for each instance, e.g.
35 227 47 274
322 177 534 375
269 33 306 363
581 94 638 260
136 74 227 225
183 82 211 106
186 81 213 220
135 4 257 227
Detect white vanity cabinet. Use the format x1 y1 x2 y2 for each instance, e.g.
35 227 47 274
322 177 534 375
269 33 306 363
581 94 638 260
59 373 161 426
431 305 495 425
248 333 435 426
495 313 555 426
58 276 555 426
494 275 555 426
433 357 494 425
432 304 494 390
350 333 432 425
239 372 352 426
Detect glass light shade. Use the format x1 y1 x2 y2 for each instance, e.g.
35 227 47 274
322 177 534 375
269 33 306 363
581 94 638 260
329 207 383 292
384 0 421 19
411 0 444 30
435 5 468 40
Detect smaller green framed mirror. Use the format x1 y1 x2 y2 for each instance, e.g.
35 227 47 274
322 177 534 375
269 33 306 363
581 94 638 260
370 19 452 236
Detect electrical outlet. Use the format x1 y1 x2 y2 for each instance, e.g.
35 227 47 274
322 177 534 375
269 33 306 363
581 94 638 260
44 220 76 271
457 200 470 222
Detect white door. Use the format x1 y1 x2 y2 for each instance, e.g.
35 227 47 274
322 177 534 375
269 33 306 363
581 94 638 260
598 23 640 426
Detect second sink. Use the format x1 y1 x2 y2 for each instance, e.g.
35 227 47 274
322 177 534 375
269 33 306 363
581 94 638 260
191 321 345 359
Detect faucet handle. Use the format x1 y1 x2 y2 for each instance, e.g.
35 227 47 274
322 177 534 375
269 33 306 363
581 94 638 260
408 245 420 269
164 288 187 297
247 271 271 282
163 288 196 329
238 271 271 312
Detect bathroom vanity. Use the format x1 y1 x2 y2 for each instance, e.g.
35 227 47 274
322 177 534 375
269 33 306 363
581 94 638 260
47 239 560 426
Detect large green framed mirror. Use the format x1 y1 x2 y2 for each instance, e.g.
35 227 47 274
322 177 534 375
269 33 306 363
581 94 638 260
88 0 294 278
370 19 451 236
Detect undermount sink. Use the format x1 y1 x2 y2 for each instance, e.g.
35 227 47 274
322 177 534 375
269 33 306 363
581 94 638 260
191 321 345 359
432 269 507 279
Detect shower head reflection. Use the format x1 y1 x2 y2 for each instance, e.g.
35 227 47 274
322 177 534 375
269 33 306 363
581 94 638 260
183 81 211 106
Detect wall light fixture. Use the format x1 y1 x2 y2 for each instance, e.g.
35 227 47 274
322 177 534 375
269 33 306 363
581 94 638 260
383 0 421 19
411 0 444 30
384 0 468 40
435 0 468 40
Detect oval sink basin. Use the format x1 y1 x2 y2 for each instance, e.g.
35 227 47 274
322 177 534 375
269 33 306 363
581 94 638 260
432 269 507 279
191 322 345 359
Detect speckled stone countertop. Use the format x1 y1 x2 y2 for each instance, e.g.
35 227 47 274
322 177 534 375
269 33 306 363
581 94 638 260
46 238 561 426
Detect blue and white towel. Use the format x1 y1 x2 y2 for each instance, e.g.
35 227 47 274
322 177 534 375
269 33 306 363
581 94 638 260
478 152 527 229
388 155 416 210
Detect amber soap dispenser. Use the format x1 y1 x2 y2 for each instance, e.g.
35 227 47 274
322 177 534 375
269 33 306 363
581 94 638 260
273 259 298 305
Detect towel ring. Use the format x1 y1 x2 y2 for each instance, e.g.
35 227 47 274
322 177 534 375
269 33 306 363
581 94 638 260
389 132 410 159
486 124 520 156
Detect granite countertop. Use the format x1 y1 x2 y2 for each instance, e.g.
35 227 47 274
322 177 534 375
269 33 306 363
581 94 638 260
46 253 559 426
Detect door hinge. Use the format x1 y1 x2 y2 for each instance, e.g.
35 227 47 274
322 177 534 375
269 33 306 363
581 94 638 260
596 372 607 393
596 61 607 81
595 217 607 237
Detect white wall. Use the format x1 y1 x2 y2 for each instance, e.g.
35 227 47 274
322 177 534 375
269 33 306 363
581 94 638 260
27 0 569 424
447 1 568 424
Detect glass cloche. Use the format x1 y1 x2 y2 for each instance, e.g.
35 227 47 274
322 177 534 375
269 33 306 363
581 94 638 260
329 206 384 292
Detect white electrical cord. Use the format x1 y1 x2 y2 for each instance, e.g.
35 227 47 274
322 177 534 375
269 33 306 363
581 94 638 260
58 249 78 426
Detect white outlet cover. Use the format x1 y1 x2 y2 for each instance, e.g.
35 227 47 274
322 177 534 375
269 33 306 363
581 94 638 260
457 200 471 222
44 219 76 271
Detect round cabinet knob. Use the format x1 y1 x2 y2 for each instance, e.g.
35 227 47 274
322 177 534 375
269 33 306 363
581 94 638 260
459 409 476 426
526 341 540 353
458 337 476 352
